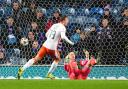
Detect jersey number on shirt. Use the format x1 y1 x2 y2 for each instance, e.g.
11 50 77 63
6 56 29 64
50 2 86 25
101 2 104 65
49 30 56 39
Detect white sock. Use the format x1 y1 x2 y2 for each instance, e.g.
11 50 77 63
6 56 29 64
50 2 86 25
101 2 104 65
22 58 35 71
48 61 58 74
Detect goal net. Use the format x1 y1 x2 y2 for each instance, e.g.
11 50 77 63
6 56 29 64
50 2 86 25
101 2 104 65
0 0 128 79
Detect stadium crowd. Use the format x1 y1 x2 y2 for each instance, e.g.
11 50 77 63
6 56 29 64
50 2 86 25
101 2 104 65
0 0 128 65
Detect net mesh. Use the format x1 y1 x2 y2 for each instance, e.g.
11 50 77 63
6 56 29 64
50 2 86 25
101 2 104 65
0 0 128 79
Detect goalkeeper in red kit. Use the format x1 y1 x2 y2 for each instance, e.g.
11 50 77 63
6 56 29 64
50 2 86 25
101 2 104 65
64 50 97 80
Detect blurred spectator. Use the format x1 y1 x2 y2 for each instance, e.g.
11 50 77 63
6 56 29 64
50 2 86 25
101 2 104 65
91 0 111 8
27 31 35 42
45 9 61 31
26 0 37 24
3 1 23 19
1 17 22 48
123 18 128 27
32 40 39 49
1 17 22 64
0 0 6 24
71 31 87 59
31 40 40 57
30 21 38 31
98 18 112 40
9 48 20 65
29 22 46 45
97 18 112 40
0 51 5 64
6 0 12 5
19 31 35 62
0 44 6 64
120 7 128 25
102 8 115 27
12 1 25 25
86 25 98 57
75 26 98 59
0 4 4 16
33 8 47 33
122 7 128 17
11 1 28 36
70 29 81 44
98 18 113 64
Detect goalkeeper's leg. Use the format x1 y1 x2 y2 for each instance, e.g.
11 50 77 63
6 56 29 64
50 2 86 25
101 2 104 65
17 46 47 79
79 58 97 80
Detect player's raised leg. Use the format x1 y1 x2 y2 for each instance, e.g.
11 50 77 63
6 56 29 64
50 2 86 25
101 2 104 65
17 46 47 79
80 57 97 80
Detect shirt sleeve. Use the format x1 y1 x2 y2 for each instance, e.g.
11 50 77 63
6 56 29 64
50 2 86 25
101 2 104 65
61 28 74 45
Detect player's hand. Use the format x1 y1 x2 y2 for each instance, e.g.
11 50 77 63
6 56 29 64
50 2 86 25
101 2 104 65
65 54 70 63
83 49 89 60
71 42 74 45
83 49 89 54
65 54 69 59
72 42 74 45
83 49 87 53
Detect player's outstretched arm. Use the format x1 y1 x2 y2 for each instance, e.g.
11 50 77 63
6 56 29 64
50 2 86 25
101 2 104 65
83 49 89 60
61 32 74 45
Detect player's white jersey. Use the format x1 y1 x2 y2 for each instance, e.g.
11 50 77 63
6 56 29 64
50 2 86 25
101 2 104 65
43 23 73 50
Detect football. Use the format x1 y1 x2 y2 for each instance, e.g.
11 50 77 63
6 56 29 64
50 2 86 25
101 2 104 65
20 37 29 46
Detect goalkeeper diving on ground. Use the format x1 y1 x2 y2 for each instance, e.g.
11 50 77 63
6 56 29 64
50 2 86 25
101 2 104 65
17 15 74 79
64 50 97 80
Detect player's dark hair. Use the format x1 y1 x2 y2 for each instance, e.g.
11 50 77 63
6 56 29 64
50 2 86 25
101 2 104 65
60 15 68 21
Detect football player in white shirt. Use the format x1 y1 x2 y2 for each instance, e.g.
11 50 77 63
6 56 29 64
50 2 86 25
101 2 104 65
17 15 74 79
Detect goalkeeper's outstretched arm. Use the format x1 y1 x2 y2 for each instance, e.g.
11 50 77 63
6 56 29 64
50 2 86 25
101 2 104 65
83 49 90 60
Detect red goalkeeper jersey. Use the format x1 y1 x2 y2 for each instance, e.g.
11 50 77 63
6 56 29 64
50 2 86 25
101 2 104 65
64 59 90 79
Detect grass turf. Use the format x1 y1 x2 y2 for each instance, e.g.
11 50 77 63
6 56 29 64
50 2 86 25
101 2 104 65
0 80 128 89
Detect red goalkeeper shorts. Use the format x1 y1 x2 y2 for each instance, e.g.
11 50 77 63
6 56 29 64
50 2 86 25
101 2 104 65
78 67 91 80
68 60 91 80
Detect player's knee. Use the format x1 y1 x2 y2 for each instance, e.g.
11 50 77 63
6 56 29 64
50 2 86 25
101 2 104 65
54 58 61 62
34 56 42 62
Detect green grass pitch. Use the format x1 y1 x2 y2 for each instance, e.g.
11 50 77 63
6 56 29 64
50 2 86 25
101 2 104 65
0 80 128 89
